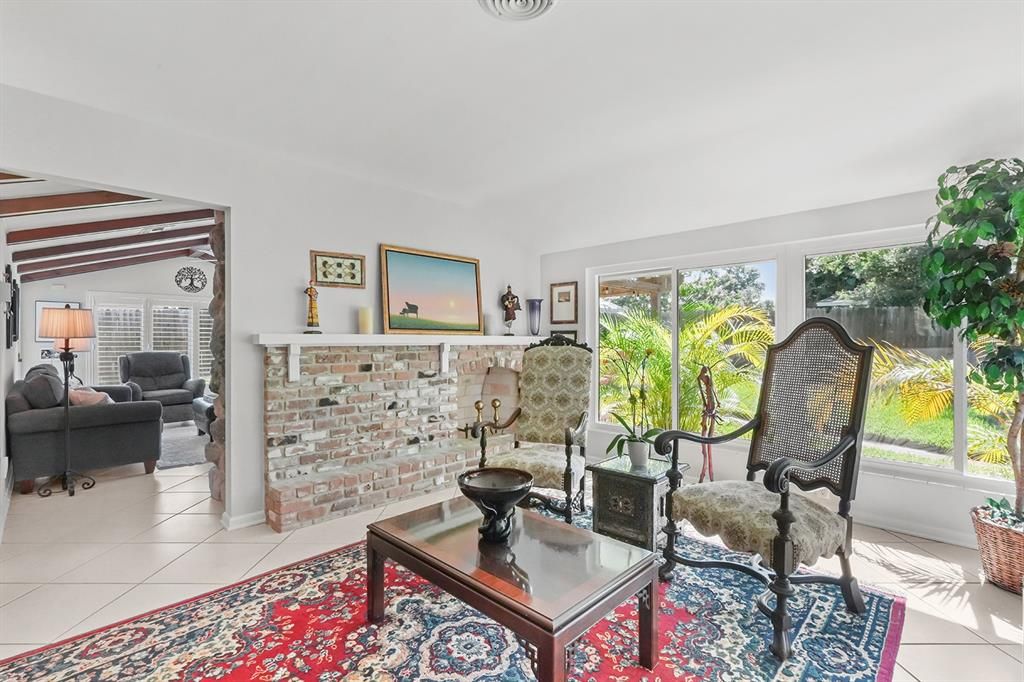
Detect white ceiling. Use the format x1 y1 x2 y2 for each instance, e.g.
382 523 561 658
1 0 1021 214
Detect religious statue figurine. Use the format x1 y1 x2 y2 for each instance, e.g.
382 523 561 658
304 279 322 334
500 284 521 336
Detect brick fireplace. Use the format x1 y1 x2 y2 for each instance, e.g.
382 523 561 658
258 336 532 532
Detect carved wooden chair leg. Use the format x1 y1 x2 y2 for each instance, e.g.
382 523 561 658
563 466 573 524
837 547 866 614
767 492 795 661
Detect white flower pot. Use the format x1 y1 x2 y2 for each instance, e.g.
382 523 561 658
626 440 649 468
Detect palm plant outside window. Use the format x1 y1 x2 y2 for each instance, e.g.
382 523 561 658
807 245 1012 481
598 263 776 433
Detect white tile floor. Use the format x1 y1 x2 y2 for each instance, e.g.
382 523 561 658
0 462 1021 681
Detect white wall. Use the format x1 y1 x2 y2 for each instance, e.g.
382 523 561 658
0 85 541 529
538 191 1013 548
18 257 214 384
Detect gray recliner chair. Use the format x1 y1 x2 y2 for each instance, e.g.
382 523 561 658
119 352 206 423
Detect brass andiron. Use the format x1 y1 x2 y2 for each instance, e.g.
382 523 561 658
491 398 502 425
458 400 488 438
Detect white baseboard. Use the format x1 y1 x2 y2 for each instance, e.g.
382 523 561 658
854 508 978 549
220 509 265 531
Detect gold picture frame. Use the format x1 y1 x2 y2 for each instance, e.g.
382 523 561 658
310 250 366 288
379 244 483 335
549 281 578 325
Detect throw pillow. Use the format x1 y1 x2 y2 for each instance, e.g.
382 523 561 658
21 373 64 409
69 388 114 406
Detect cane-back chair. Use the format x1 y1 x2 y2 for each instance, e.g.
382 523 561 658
475 335 593 523
654 317 873 661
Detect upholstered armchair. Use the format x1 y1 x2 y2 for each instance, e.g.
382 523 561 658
474 335 593 523
119 352 206 424
654 317 873 661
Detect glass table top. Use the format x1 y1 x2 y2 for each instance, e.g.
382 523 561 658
369 496 654 622
586 455 684 481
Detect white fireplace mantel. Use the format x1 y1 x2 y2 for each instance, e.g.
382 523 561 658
253 333 538 380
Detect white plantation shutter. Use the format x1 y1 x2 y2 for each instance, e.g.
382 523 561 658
151 304 193 359
198 305 214 380
94 303 144 384
91 294 212 385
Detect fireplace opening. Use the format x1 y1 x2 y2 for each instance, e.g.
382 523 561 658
456 366 521 435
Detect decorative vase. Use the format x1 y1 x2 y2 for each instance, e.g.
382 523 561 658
458 468 534 544
627 440 649 468
526 299 543 336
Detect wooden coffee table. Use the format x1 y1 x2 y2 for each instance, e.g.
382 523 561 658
367 497 658 682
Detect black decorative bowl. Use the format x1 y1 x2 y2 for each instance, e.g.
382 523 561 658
457 468 534 544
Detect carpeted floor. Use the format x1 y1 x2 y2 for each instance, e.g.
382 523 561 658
156 424 209 470
0 508 904 681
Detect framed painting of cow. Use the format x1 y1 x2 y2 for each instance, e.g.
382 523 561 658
379 244 483 335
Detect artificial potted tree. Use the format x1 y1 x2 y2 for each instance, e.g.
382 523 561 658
922 157 1024 593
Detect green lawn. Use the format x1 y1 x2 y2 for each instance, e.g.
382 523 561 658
388 315 479 331
866 398 954 452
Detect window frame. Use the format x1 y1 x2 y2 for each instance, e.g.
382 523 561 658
589 244 782 432
585 224 1015 495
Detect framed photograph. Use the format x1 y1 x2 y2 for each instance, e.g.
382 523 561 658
35 300 80 342
551 329 578 342
380 244 482 335
10 279 19 343
310 250 365 288
549 281 578 324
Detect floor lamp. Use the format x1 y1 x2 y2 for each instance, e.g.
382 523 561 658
37 304 96 497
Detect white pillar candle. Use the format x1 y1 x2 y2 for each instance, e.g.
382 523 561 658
358 306 373 334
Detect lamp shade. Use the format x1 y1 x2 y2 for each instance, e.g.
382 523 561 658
38 306 96 340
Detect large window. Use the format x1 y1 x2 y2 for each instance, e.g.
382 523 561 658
152 304 193 356
806 245 955 470
597 271 673 428
91 294 212 386
596 263 776 433
198 305 214 381
591 229 1016 491
94 302 144 384
677 262 775 434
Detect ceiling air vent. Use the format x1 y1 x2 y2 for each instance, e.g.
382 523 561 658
478 0 555 21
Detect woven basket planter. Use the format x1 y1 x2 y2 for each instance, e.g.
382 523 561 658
971 507 1024 594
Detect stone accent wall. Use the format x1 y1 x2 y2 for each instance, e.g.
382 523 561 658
205 217 226 501
263 344 525 532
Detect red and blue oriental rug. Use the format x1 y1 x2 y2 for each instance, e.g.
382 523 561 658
0 512 904 681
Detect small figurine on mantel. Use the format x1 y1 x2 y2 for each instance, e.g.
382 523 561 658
304 279 322 334
500 284 521 336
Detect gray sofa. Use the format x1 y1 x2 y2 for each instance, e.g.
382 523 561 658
119 352 206 423
6 365 163 494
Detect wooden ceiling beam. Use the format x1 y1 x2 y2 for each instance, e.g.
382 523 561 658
6 209 214 245
20 249 196 283
16 238 210 274
0 190 154 217
0 173 42 184
12 225 211 262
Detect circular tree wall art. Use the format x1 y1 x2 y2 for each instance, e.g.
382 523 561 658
175 266 207 293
